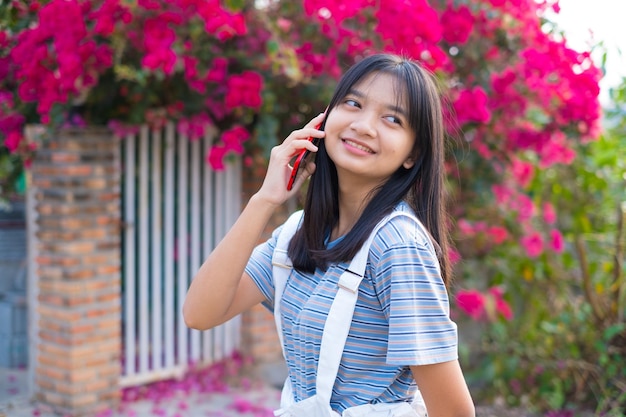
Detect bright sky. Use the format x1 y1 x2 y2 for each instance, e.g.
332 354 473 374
547 0 626 105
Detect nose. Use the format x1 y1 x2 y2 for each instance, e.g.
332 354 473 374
350 111 377 137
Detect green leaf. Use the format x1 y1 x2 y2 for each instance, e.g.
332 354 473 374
267 40 280 55
224 0 245 11
603 323 625 342
14 170 26 195
540 321 559 334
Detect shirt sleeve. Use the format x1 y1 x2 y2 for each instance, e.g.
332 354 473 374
244 225 282 312
370 217 459 366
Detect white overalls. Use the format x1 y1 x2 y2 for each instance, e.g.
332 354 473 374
271 211 428 417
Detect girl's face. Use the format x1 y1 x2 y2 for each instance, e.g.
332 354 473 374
323 72 416 188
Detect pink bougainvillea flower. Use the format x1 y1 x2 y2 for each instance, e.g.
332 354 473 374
142 49 177 75
492 184 514 206
207 145 227 171
303 0 369 24
4 130 22 152
0 30 8 49
419 44 452 72
380 0 442 44
507 125 548 152
440 5 474 44
487 226 509 244
539 131 577 168
488 286 503 299
549 229 565 253
199 3 247 41
183 56 206 94
453 87 491 125
521 232 543 258
205 97 228 121
494 298 513 320
494 185 535 223
472 221 487 233
455 289 485 320
206 57 229 83
0 113 25 136
138 0 161 10
511 158 534 188
296 42 333 77
514 193 535 223
225 71 263 110
473 139 494 160
543 202 557 224
374 0 448 71
91 0 132 37
141 18 177 75
276 17 292 31
457 219 475 236
9 0 114 122
489 70 528 117
221 125 250 154
488 287 513 320
448 247 461 265
0 90 13 109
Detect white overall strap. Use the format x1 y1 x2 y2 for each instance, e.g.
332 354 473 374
271 210 305 357
314 211 418 405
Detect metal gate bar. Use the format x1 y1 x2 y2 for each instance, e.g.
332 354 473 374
120 123 241 387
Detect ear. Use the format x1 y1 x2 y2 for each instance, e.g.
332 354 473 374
402 157 415 169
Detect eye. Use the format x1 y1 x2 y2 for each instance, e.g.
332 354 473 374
384 115 403 125
344 98 360 108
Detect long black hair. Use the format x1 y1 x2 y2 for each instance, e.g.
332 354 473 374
287 53 452 286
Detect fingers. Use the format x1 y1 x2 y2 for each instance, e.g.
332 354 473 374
305 112 326 129
284 112 326 146
302 161 316 177
290 161 316 191
261 112 327 197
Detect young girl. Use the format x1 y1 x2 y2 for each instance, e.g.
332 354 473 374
184 54 475 417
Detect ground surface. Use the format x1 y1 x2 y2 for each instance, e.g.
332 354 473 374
1 366 596 417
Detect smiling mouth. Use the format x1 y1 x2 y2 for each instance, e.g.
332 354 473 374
343 139 374 153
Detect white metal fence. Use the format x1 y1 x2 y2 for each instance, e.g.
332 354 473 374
120 123 242 387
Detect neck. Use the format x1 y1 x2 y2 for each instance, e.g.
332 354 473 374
332 177 380 240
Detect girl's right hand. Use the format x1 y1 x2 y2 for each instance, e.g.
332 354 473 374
255 112 326 206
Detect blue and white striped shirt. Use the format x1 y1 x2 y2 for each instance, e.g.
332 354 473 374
245 202 458 413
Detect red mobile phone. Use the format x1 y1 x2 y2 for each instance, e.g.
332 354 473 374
286 124 322 191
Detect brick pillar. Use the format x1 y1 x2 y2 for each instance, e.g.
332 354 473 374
29 127 121 416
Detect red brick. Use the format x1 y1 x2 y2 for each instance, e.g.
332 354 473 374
50 152 80 163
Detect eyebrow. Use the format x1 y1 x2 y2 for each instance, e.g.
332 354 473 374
347 88 408 119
